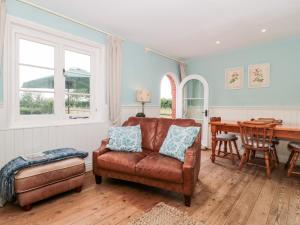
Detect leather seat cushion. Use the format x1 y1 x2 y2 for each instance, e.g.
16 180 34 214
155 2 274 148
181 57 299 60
154 118 196 151
217 133 238 141
15 158 85 193
97 151 146 174
126 117 158 150
136 153 183 183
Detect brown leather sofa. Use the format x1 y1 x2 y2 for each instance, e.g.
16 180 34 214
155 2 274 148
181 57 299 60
93 117 201 206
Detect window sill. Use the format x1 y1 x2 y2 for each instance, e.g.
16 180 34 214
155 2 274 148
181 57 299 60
8 118 107 130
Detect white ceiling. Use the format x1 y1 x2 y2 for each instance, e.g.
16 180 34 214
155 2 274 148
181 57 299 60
28 0 300 59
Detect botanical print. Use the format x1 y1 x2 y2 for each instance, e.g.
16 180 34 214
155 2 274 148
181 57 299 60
248 63 270 88
225 67 243 89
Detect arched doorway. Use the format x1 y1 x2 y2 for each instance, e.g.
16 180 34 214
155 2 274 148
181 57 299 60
160 74 178 118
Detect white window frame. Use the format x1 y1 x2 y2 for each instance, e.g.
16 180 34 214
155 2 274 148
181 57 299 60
6 16 106 128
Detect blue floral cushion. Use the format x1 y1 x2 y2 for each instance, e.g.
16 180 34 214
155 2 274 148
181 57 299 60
159 125 200 162
107 125 142 152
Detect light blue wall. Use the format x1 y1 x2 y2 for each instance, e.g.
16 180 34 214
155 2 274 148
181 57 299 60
0 66 3 103
1 0 179 105
122 42 179 105
187 37 300 106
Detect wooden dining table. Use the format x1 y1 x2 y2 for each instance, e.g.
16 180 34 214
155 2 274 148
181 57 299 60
210 120 300 163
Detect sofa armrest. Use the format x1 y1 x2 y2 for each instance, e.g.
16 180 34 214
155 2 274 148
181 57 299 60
93 138 110 170
182 126 202 195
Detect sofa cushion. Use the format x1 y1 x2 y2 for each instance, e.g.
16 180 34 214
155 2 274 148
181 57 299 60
154 118 196 151
136 153 183 183
97 151 146 174
15 158 85 193
126 117 158 150
107 125 142 152
159 125 200 162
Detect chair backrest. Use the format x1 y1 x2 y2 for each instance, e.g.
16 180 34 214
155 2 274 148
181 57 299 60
210 117 224 135
238 121 277 151
251 117 283 125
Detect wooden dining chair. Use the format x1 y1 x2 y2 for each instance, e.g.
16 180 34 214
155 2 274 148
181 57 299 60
210 117 241 165
250 118 282 165
285 142 300 177
238 121 277 178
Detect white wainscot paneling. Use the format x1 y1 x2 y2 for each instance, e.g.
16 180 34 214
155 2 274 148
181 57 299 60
0 105 158 171
0 122 110 171
207 106 300 164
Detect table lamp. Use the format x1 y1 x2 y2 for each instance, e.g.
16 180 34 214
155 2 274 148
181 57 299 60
136 89 151 117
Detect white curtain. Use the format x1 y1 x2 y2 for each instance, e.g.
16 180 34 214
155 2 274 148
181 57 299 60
0 0 6 63
179 62 186 81
106 35 123 125
179 62 188 117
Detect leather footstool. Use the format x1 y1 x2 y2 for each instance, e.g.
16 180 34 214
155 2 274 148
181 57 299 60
14 158 85 210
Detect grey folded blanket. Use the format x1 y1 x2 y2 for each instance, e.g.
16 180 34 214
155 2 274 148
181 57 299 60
0 148 88 205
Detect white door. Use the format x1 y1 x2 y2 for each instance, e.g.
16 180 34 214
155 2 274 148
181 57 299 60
176 75 209 147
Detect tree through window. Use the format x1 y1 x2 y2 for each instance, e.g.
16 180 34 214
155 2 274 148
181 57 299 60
160 75 176 118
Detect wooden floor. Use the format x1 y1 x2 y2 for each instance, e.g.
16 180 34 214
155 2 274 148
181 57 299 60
0 150 299 225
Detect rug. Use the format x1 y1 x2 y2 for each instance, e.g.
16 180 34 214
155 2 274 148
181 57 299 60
128 202 203 225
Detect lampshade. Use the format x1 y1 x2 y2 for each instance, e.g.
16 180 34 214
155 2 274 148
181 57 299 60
136 89 151 102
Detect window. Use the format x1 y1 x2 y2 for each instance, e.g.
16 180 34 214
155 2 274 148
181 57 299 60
64 50 91 115
9 18 104 126
19 39 55 115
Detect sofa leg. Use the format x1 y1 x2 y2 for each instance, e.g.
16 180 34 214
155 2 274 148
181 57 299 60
22 204 32 211
184 195 191 207
95 175 102 184
74 186 82 193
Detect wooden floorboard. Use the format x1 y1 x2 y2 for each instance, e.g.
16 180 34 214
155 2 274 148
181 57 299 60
0 150 299 225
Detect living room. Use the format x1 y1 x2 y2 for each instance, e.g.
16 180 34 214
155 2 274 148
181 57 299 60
0 0 300 225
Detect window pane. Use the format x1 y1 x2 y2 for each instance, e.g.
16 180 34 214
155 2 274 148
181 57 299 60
19 65 54 91
19 39 54 68
65 76 90 94
65 50 91 73
20 92 54 115
65 94 90 114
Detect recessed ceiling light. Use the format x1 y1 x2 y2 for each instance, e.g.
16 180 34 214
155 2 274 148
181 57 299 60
261 28 267 33
216 40 221 45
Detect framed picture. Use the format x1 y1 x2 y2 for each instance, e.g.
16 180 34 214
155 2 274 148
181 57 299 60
248 63 270 88
225 67 244 89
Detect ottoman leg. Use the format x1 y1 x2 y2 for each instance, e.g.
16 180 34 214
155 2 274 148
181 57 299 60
22 204 32 211
184 195 191 207
74 186 82 193
95 175 102 184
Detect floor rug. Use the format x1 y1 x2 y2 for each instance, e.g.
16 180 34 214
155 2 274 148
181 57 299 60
128 202 202 225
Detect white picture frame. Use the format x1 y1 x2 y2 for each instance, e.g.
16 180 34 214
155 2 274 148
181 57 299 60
248 63 270 88
225 66 244 89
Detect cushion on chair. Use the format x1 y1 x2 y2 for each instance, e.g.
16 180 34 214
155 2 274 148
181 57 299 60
288 142 300 150
136 153 183 183
15 158 85 193
97 151 146 174
216 133 238 141
272 138 280 145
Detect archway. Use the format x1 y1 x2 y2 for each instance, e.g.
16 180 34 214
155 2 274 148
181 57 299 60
160 74 178 118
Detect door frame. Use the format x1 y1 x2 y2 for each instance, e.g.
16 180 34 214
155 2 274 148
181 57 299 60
176 74 209 147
